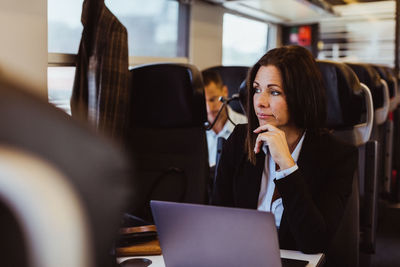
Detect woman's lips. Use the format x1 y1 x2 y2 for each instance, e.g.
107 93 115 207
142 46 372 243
257 113 274 119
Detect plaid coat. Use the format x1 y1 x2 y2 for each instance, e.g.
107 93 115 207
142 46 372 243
71 1 129 145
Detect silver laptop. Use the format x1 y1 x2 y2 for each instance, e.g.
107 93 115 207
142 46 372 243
150 200 282 267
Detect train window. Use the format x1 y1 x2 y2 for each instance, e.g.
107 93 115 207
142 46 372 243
48 0 83 54
48 67 75 115
222 13 268 66
48 0 187 57
48 0 189 113
105 0 184 58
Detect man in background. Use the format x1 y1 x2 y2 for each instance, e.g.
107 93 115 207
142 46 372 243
202 70 247 167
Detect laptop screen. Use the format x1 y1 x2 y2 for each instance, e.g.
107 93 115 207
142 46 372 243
151 200 283 267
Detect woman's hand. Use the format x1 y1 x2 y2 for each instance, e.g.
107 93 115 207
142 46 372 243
253 124 295 170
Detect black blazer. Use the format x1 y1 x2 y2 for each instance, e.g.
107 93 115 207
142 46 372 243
211 124 358 254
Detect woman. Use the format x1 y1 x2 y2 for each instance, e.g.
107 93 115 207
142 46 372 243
211 46 358 255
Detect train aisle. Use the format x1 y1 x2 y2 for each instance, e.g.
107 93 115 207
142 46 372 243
371 202 400 267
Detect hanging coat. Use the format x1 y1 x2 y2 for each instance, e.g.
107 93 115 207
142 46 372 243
71 0 129 145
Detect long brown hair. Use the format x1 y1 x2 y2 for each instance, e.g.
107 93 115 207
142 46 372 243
245 45 327 164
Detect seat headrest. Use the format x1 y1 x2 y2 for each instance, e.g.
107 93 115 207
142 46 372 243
129 63 207 128
346 63 384 109
372 65 396 99
203 66 249 114
317 60 364 129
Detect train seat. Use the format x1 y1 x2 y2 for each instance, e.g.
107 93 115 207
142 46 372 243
317 60 376 267
346 63 390 126
0 77 132 267
370 65 397 199
388 66 400 202
318 61 372 144
127 63 209 221
0 146 92 267
346 63 392 202
372 65 398 112
202 66 249 114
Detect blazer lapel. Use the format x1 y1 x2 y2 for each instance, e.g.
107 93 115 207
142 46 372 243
234 152 265 209
296 132 322 184
278 132 323 248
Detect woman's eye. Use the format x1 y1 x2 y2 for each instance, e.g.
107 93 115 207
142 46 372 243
270 90 281 96
254 88 261 93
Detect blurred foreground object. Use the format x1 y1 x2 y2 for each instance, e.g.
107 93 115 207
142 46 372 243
0 73 132 267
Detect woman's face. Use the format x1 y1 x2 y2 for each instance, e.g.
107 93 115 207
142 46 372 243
253 65 290 129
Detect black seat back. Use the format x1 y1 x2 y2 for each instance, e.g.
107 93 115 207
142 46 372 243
318 61 365 130
346 63 385 111
128 63 209 221
372 65 397 111
130 63 206 127
203 66 249 114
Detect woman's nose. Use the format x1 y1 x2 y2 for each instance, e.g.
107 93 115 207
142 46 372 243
256 92 269 108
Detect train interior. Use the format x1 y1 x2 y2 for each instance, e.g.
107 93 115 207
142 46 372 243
0 0 400 266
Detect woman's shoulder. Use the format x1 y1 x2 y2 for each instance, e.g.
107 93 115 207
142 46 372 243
229 123 248 141
222 123 248 155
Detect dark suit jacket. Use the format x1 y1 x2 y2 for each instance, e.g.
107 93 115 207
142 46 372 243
71 1 129 145
211 124 358 254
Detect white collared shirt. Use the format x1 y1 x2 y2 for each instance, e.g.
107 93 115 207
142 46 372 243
257 132 306 227
206 106 247 166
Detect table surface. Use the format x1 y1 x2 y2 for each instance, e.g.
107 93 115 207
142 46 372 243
117 249 325 267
